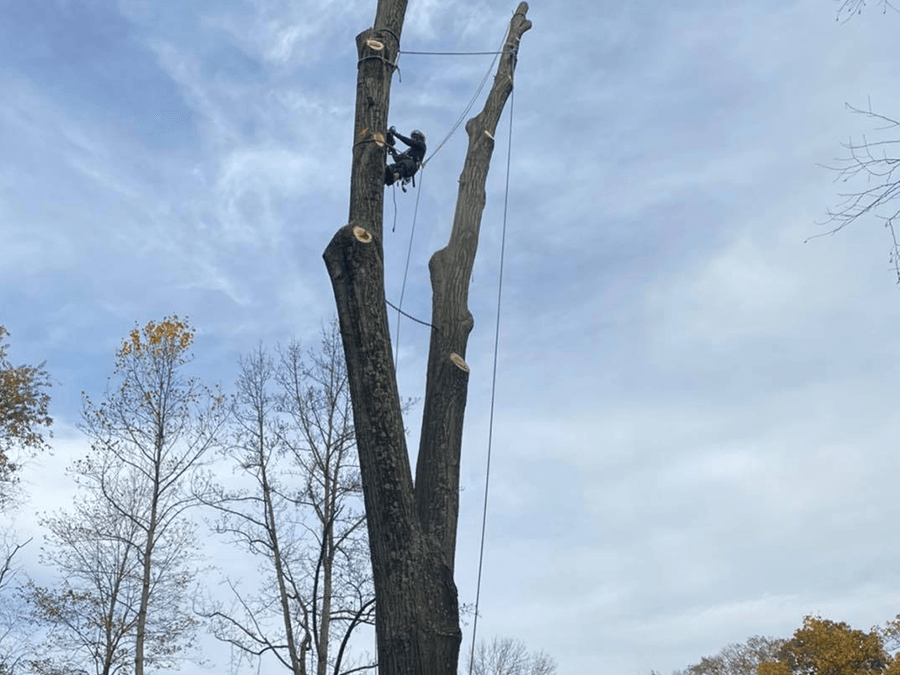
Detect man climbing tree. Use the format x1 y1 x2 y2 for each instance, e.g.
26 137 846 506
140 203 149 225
384 126 426 191
322 3 531 675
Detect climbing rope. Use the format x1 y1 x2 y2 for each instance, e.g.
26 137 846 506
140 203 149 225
424 29 508 165
385 298 435 330
400 49 504 56
388 27 512 358
468 86 515 675
393 167 426 367
391 180 398 233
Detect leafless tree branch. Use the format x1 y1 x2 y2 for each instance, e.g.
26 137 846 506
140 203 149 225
835 0 898 22
817 101 900 283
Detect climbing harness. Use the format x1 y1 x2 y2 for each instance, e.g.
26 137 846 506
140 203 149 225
395 167 419 192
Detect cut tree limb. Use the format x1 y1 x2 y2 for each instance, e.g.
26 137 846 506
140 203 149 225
415 3 531 575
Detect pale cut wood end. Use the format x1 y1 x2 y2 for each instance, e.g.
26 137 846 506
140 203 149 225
352 226 373 243
366 39 385 51
373 132 385 147
449 353 469 373
484 130 494 140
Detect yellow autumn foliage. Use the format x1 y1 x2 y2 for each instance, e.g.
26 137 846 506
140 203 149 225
119 316 194 359
692 615 900 675
757 662 791 675
0 324 52 495
779 615 890 675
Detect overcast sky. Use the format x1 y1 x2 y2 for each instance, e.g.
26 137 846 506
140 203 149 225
3 0 900 674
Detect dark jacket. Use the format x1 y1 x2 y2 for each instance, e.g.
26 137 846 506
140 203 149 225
391 131 426 164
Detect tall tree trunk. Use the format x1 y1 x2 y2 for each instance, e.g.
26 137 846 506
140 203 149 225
316 461 334 675
136 419 165 675
263 454 304 675
102 548 130 675
135 483 158 675
323 4 531 675
316 523 333 675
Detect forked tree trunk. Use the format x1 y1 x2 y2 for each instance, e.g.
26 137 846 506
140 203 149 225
323 3 531 675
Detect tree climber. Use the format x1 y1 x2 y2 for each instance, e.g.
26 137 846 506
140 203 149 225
384 126 426 191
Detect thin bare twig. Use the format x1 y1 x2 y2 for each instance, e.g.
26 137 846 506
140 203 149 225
835 0 898 22
816 100 900 282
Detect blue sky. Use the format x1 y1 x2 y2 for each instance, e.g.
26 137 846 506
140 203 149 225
3 1 900 673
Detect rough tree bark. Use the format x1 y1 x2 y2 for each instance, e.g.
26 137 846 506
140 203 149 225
323 3 531 675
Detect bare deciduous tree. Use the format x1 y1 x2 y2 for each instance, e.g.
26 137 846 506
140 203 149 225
201 325 374 675
674 635 787 675
200 344 308 675
36 316 227 675
0 532 30 675
468 637 556 675
322 3 531 675
822 5 900 281
27 494 198 675
278 325 375 675
819 102 900 281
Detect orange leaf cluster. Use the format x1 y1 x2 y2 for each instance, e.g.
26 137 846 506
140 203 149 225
119 316 195 359
757 615 894 675
0 325 52 490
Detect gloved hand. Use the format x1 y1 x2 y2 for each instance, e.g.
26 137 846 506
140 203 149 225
389 126 396 134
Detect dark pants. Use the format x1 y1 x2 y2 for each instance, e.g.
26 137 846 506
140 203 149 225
384 158 419 186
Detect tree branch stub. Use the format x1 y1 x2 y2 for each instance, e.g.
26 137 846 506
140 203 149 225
449 353 469 373
352 226 373 243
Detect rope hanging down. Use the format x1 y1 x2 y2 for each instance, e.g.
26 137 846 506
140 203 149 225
388 27 511 363
388 26 513 352
393 167 426 367
468 85 515 675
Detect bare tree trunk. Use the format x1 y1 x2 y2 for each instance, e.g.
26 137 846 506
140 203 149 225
323 4 531 675
134 475 158 675
264 458 304 675
101 549 132 675
316 518 333 675
135 423 168 675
